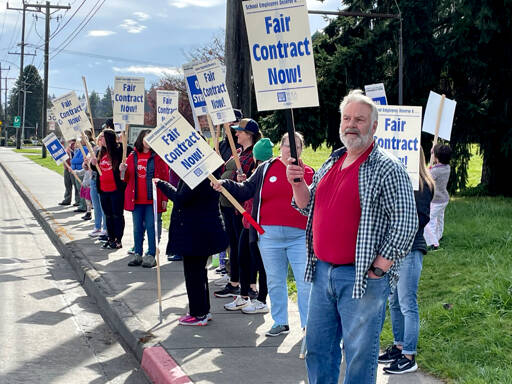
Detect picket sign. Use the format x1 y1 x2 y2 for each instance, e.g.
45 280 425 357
206 114 220 155
223 123 242 171
422 91 456 142
433 94 445 146
42 132 69 165
152 180 163 323
81 76 101 175
144 111 264 234
120 125 129 180
64 161 82 185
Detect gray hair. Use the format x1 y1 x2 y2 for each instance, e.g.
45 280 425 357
339 89 378 126
280 131 305 149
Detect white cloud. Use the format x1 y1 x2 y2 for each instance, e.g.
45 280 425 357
168 0 223 9
88 30 116 37
120 19 147 34
133 11 150 20
112 65 181 77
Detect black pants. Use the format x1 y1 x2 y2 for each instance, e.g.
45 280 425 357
239 228 268 303
183 254 211 317
221 206 242 282
100 189 125 242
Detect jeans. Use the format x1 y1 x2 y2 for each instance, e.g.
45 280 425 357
388 250 423 355
306 260 389 384
90 178 106 231
132 204 156 256
258 225 311 328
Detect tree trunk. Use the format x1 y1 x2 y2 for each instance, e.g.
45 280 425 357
481 142 512 196
225 0 252 117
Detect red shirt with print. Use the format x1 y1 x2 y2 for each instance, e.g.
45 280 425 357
99 154 116 192
135 151 152 204
312 144 373 265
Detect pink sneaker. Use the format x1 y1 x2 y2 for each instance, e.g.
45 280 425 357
179 314 208 326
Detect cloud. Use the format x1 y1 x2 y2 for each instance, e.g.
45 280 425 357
168 0 223 9
120 19 147 34
133 11 150 20
88 30 116 37
112 65 181 77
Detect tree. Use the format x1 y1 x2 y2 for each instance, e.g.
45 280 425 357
8 65 44 140
88 91 101 118
99 86 113 118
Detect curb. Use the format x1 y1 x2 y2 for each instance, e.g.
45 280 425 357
1 161 193 384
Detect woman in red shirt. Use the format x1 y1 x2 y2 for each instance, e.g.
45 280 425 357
213 132 314 337
120 130 169 268
90 128 126 249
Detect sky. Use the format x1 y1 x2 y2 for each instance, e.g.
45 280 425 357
0 0 341 100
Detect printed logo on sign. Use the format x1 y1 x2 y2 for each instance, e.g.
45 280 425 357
122 114 129 121
277 92 287 102
193 168 203 177
216 112 223 120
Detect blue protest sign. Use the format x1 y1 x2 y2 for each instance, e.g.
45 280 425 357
43 132 69 165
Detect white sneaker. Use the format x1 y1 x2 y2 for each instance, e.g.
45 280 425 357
224 295 250 311
88 228 102 237
214 274 230 286
242 299 269 314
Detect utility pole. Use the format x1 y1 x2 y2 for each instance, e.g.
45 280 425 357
8 1 71 154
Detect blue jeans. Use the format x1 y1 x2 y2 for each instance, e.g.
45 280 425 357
90 178 106 231
132 204 156 256
257 225 311 328
388 250 423 355
306 260 389 384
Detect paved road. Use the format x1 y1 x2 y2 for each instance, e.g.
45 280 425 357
0 164 148 384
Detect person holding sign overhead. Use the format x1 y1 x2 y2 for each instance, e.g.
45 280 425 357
286 90 417 384
120 129 169 268
90 128 126 250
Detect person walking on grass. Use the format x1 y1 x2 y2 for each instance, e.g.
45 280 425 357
155 168 228 326
424 143 452 250
378 147 434 374
214 133 314 336
286 90 417 384
120 129 169 268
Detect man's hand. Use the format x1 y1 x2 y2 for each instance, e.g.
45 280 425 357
119 163 127 172
236 173 247 182
211 179 224 192
368 255 394 278
285 157 305 185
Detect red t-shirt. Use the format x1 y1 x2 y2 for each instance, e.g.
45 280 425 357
259 159 314 229
135 151 152 204
312 144 373 264
99 155 116 192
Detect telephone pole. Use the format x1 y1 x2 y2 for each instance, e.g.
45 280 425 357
7 1 70 153
1 64 12 146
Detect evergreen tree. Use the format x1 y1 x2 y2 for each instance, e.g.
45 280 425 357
100 86 113 118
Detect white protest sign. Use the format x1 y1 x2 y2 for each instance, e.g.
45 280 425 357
193 60 235 125
243 0 319 111
374 105 422 190
183 62 207 130
422 91 456 141
43 132 69 165
365 83 388 105
113 76 145 126
145 111 224 189
52 91 92 141
156 90 179 124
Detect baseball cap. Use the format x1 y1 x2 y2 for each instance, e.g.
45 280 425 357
233 109 243 122
232 118 259 135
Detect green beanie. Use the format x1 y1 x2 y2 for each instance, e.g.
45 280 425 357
253 138 274 161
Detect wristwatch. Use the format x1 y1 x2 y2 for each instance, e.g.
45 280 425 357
369 264 386 277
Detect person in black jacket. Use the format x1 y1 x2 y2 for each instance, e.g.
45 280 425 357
155 170 228 326
90 128 126 249
378 147 435 374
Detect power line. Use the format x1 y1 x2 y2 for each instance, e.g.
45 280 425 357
48 0 87 42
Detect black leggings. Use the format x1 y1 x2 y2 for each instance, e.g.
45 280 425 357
100 189 125 242
239 228 268 303
221 206 242 282
183 254 211 317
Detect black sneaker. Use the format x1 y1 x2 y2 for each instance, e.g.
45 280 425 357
101 241 113 249
384 355 418 374
215 267 227 275
248 288 258 300
82 212 91 220
98 234 109 242
73 202 80 207
378 345 402 364
59 201 71 206
214 283 240 298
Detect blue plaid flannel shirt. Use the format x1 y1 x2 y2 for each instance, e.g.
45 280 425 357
293 142 418 299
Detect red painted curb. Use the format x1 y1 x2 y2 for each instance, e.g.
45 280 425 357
141 346 193 384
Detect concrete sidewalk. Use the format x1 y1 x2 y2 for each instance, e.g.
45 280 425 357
0 148 443 384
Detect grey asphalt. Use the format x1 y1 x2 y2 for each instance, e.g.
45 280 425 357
0 147 443 384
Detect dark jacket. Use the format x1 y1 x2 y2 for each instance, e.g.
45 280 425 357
412 179 434 254
219 136 241 162
157 172 228 257
92 144 126 193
